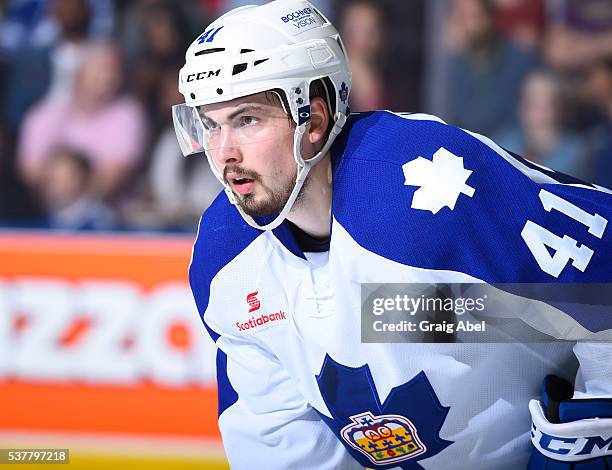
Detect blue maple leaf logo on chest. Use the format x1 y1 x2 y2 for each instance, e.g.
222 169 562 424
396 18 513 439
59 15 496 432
315 354 452 469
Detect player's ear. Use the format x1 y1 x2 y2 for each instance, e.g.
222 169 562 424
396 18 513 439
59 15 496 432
307 96 329 147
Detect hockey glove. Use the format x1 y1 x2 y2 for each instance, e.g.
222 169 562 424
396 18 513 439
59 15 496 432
528 375 612 469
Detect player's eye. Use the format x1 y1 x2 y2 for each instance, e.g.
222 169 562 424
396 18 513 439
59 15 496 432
237 115 259 127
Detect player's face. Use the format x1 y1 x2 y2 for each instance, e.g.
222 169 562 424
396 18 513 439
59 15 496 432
200 93 297 217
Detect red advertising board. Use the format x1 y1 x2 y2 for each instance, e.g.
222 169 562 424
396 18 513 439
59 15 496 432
0 231 224 466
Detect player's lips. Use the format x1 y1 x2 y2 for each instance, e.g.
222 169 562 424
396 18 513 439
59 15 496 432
227 172 256 194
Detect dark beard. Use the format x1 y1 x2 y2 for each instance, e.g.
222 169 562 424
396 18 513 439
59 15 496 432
238 177 294 217
222 166 293 217
224 165 311 217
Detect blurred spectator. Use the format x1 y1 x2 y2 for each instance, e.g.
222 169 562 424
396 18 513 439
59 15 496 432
46 0 98 99
38 147 116 230
0 0 49 61
126 1 197 135
338 0 385 110
197 0 226 17
337 0 421 112
0 0 112 57
1 0 114 133
492 0 546 50
17 41 146 200
142 70 222 230
0 127 43 224
116 0 206 67
445 0 545 52
495 70 587 177
583 58 612 189
445 0 539 136
544 0 612 71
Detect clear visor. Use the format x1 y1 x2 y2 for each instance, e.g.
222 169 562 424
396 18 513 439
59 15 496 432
172 102 295 156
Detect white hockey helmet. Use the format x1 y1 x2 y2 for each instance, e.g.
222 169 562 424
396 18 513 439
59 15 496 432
172 0 351 230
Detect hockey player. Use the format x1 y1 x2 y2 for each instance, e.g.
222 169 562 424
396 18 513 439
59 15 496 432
172 1 612 468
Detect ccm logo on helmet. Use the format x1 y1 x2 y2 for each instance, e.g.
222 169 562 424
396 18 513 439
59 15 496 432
186 69 221 82
281 7 312 23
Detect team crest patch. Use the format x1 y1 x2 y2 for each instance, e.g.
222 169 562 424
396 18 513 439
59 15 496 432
340 411 426 465
315 355 452 468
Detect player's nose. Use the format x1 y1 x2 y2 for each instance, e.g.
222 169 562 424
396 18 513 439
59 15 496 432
216 129 243 165
217 145 243 166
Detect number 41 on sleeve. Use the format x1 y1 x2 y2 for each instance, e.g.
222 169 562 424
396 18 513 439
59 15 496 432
521 189 608 278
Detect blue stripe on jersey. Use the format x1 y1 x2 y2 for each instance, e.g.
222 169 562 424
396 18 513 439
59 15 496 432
189 192 263 341
273 222 307 259
216 348 239 417
331 111 612 283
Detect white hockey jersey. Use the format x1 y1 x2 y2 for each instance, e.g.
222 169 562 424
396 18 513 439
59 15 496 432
189 111 612 469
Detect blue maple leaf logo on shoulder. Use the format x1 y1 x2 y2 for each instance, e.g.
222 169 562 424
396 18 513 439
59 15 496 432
315 355 452 469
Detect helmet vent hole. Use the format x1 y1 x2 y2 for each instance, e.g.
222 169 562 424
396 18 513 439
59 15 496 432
195 47 225 56
240 49 254 54
232 63 248 75
216 88 223 95
190 93 196 99
253 58 269 66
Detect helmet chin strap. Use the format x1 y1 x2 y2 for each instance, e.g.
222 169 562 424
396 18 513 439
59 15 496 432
211 113 347 232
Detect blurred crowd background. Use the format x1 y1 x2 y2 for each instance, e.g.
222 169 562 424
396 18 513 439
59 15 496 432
0 0 611 233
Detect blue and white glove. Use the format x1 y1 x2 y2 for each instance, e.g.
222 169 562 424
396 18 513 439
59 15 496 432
528 375 612 469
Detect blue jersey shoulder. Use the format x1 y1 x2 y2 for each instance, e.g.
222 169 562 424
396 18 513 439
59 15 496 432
332 111 451 166
331 111 612 282
191 191 262 279
189 192 263 339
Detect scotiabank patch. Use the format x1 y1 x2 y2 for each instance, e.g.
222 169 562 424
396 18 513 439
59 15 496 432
235 310 288 333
